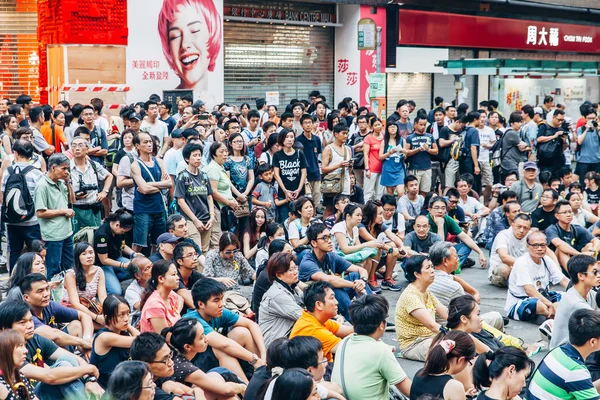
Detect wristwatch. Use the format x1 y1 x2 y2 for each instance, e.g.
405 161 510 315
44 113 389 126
83 375 97 384
103 189 109 193
250 353 259 366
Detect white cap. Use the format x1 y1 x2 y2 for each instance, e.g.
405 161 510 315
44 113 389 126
533 107 543 115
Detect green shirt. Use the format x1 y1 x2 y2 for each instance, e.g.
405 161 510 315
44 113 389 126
203 160 233 207
427 213 462 240
331 335 407 400
34 175 73 241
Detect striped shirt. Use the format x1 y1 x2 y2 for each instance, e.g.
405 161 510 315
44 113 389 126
528 343 600 400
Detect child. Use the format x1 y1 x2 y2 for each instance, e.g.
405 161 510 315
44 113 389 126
584 171 600 214
252 163 282 222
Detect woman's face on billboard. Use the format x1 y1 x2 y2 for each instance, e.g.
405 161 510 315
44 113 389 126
168 4 210 87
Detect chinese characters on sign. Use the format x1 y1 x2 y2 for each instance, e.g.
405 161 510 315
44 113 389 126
337 59 357 86
131 60 170 81
526 26 593 47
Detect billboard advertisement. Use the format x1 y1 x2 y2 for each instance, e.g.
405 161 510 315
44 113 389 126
126 0 224 107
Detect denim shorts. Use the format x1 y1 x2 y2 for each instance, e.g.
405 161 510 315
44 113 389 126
133 212 166 248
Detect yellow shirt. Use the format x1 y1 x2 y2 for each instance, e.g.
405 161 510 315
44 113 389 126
395 284 438 349
290 310 340 362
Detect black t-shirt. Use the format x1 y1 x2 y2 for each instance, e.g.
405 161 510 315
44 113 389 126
251 266 272 320
178 269 205 291
172 352 198 384
586 187 600 205
347 131 370 169
154 377 177 400
244 365 270 400
94 222 125 266
437 126 458 163
272 149 307 197
536 123 564 164
25 333 58 367
531 207 557 232
113 148 129 167
476 393 497 400
174 169 213 223
350 185 364 205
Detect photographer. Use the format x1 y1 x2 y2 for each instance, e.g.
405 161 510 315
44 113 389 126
70 136 112 233
536 109 568 175
575 108 600 183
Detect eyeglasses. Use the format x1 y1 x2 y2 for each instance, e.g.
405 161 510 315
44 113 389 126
223 250 239 255
318 359 329 365
541 195 554 200
287 266 299 272
71 143 88 149
583 269 600 277
527 243 547 249
149 350 174 365
557 210 573 215
316 234 333 242
182 253 198 259
447 199 459 204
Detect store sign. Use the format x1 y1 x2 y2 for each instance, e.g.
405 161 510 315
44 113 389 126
223 7 336 24
398 10 600 53
369 73 386 98
357 18 376 50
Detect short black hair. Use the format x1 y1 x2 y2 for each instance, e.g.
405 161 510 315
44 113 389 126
283 336 322 369
509 111 523 124
0 301 31 330
16 94 32 106
568 254 597 285
446 188 460 199
173 241 195 264
404 174 418 186
191 278 225 307
569 309 600 346
303 281 333 312
29 106 43 123
553 199 571 215
349 295 389 335
306 222 327 245
12 139 34 159
380 194 396 207
182 143 203 162
102 295 129 326
404 255 429 283
20 273 48 294
488 100 499 109
434 96 444 105
130 332 166 363
256 163 272 177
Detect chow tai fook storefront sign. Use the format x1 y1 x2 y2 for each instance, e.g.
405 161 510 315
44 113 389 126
398 10 599 53
223 7 336 24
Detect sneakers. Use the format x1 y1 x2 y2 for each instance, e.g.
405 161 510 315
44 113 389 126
385 321 395 331
368 279 382 294
462 258 476 269
381 278 402 292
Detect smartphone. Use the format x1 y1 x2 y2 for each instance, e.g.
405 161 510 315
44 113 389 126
198 114 209 121
225 106 234 114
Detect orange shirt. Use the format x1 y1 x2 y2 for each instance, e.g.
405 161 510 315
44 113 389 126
40 121 67 151
290 310 340 362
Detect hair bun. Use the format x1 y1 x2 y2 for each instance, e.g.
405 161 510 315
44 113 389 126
486 351 495 361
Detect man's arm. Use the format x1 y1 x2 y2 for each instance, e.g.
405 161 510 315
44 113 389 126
550 237 580 256
206 331 256 364
34 325 91 348
457 231 487 267
453 275 480 303
497 247 517 267
233 317 267 359
130 161 160 194
21 347 97 385
309 271 354 289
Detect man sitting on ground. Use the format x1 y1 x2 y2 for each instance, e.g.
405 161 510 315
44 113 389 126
488 213 532 287
125 255 153 324
531 188 558 232
290 281 354 365
184 278 267 384
479 190 518 249
404 215 441 257
148 232 181 263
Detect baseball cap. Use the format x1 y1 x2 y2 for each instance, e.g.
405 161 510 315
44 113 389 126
193 100 205 108
129 112 142 121
171 129 183 139
523 161 538 171
156 233 181 244
533 107 543 116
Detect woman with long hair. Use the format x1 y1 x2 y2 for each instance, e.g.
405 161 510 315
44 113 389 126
239 103 251 128
140 260 183 333
106 360 155 400
50 109 69 151
291 103 305 136
268 105 279 126
90 295 140 388
472 347 534 400
204 232 255 291
161 319 246 398
6 252 47 302
0 330 37 400
225 132 255 236
288 197 314 249
258 133 280 166
271 368 319 400
362 117 385 201
322 111 340 147
379 120 407 196
62 242 107 326
243 207 268 262
410 330 476 400
255 222 285 268
358 200 405 292
0 114 17 155
94 209 135 295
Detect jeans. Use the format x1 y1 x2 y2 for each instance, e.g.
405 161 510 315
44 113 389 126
7 223 41 272
333 272 373 321
102 257 131 295
45 236 74 280
454 242 472 271
34 353 87 400
133 212 166 248
278 203 290 224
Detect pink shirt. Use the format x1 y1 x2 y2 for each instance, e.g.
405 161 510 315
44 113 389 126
364 133 384 173
140 291 181 333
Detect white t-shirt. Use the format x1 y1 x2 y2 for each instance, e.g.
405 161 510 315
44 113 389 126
288 219 311 241
382 213 406 234
141 119 169 147
489 228 528 274
572 208 596 227
458 196 484 221
330 221 360 253
505 253 564 312
477 126 496 162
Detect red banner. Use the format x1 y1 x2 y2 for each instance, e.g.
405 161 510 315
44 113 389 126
398 10 599 53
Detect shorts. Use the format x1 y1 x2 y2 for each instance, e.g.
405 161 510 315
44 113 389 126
508 297 538 321
479 161 493 187
133 212 166 248
410 169 432 193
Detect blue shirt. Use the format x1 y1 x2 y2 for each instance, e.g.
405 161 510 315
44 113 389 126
160 116 177 133
89 126 109 166
576 127 600 164
32 301 79 329
184 309 239 335
463 126 480 159
406 132 434 170
296 133 322 181
299 251 351 282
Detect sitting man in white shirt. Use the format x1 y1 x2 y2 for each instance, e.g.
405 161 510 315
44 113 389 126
457 175 490 235
505 231 569 322
488 213 531 287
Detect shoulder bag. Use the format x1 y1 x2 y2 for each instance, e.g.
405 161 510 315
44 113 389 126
322 145 348 195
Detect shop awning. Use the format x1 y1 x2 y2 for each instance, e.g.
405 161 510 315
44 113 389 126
435 58 600 76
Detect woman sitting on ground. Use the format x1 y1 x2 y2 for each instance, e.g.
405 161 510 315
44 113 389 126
0 329 37 400
140 260 184 333
288 196 316 250
410 330 476 400
6 252 49 302
90 295 140 388
204 232 255 291
62 242 107 326
105 360 155 400
242 207 268 267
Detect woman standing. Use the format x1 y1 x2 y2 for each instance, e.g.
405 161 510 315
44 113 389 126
268 105 280 126
62 242 107 326
272 129 307 223
321 124 352 218
322 112 340 147
291 103 305 135
140 260 183 333
243 207 268 264
206 141 238 238
0 114 17 155
0 330 37 400
472 347 533 400
106 361 155 400
363 117 385 201
50 110 69 151
112 128 136 177
239 103 251 128
379 121 407 196
288 197 314 250
225 132 255 236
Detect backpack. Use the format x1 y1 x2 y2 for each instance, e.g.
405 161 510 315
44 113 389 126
490 129 520 168
450 135 463 161
73 226 98 244
536 123 561 161
3 165 35 224
105 137 122 168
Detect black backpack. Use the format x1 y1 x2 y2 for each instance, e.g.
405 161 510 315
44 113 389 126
3 165 35 224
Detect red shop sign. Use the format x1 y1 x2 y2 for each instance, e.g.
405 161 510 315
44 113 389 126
398 10 599 53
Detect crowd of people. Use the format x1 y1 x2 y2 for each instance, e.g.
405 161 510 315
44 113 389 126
1 91 600 400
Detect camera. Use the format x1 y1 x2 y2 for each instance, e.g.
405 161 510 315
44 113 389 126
75 176 98 197
561 121 571 132
592 120 598 129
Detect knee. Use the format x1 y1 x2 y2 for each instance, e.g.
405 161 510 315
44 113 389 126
228 326 251 343
67 320 82 337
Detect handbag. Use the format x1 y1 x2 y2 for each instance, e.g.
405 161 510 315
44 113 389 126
234 201 250 218
79 296 103 315
322 145 348 195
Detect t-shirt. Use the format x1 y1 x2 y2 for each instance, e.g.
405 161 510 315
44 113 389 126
299 251 351 282
551 287 595 348
184 308 239 335
164 148 183 176
290 310 340 362
429 269 464 309
330 221 360 253
34 175 73 242
125 279 144 312
88 126 109 166
160 116 177 133
505 253 564 313
463 126 480 159
396 120 413 140
25 333 58 367
437 126 459 163
272 149 307 197
531 207 557 232
406 132 434 171
395 284 438 349
1 161 44 226
94 221 125 266
546 223 594 252
426 213 462 242
586 187 600 205
536 123 564 166
30 126 50 153
140 291 182 333
331 335 408 400
116 151 136 211
347 131 370 169
287 219 312 241
141 120 168 148
500 129 527 172
364 133 384 173
458 196 483 221
577 127 600 164
489 227 528 273
251 181 277 221
32 301 79 329
174 169 213 223
404 231 441 254
511 180 543 214
397 195 424 219
295 134 322 181
477 126 495 162
382 212 406 234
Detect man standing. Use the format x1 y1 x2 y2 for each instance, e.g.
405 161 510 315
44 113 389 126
348 115 370 187
396 104 413 139
575 108 600 185
297 114 322 206
404 115 438 196
34 154 75 279
476 112 496 202
459 111 481 193
80 105 108 166
159 102 177 133
511 162 544 214
16 95 33 127
500 112 529 181
28 106 55 157
537 109 567 175
141 100 169 157
441 117 465 191
489 213 532 288
521 105 538 156
427 97 444 124
130 132 172 253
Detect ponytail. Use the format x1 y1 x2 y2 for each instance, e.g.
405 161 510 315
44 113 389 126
419 330 475 377
472 346 534 391
161 319 199 353
140 260 172 311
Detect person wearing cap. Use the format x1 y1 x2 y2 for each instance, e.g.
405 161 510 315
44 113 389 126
149 233 181 263
127 111 142 134
193 99 206 114
500 111 530 182
511 161 543 214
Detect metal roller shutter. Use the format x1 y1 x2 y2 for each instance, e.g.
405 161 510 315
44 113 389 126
0 0 39 102
386 73 432 119
433 74 456 107
224 21 334 106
